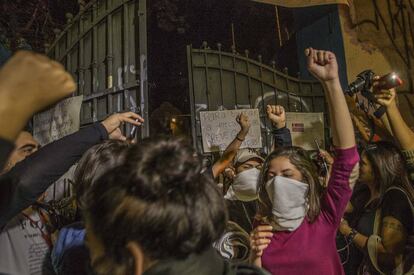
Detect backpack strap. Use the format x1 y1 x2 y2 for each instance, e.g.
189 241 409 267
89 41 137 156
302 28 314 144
367 187 414 275
383 187 414 230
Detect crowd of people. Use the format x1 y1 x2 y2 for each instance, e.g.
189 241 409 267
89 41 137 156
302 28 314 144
0 48 413 275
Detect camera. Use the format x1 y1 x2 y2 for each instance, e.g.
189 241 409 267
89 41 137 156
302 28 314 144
345 70 402 118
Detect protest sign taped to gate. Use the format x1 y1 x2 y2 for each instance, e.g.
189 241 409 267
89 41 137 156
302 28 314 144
286 112 325 150
199 109 262 153
33 95 83 146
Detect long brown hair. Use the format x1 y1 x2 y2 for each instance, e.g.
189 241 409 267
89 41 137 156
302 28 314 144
363 141 414 202
257 146 324 223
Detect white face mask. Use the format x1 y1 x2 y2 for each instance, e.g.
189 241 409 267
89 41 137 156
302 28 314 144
265 176 309 232
225 168 260 202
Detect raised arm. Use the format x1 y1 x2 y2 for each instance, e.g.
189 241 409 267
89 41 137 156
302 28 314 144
306 48 359 225
375 88 414 180
0 51 75 169
266 105 292 150
211 113 250 179
306 48 355 149
0 112 143 228
375 88 414 151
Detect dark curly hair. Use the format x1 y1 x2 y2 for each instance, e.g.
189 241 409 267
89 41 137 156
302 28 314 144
84 137 228 275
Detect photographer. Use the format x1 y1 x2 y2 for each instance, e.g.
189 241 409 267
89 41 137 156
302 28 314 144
374 84 414 181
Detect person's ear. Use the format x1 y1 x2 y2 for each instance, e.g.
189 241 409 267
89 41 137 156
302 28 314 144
127 242 144 275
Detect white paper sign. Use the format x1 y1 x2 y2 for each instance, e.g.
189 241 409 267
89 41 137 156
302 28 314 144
199 109 262 153
286 112 325 150
33 96 83 146
44 164 77 202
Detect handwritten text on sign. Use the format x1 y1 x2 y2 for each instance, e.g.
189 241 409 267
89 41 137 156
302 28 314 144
33 95 83 146
199 109 262 153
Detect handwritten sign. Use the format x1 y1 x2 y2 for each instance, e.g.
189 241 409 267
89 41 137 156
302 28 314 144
199 109 262 153
286 112 325 150
33 96 83 146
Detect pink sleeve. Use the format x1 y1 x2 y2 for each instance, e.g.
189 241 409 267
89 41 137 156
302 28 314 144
321 146 359 226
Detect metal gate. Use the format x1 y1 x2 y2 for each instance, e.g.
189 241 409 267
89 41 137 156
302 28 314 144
187 43 327 154
47 0 149 138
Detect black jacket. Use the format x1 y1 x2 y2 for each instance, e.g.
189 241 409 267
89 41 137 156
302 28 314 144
272 127 292 148
0 137 14 171
0 123 108 228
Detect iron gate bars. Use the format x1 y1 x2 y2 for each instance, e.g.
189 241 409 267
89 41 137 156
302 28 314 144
187 43 327 154
47 0 149 138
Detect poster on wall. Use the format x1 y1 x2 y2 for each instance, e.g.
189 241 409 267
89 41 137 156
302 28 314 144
286 112 325 150
199 109 262 153
33 95 83 146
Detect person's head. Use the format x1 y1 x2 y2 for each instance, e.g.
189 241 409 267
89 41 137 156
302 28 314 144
233 149 264 174
3 130 39 173
360 141 414 199
257 146 323 223
224 149 264 202
73 140 130 209
83 137 227 275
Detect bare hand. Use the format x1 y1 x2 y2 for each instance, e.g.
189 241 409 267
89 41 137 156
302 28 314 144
0 51 76 115
339 219 351 236
236 112 250 134
305 48 339 83
373 76 397 108
266 105 286 129
250 225 273 258
319 149 334 166
101 112 144 141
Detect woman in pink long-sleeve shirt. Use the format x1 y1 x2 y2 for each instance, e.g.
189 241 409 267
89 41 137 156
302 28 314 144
249 48 359 275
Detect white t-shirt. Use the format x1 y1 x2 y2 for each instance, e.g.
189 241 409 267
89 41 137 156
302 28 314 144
0 211 52 275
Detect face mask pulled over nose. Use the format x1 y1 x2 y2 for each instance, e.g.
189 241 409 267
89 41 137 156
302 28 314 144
225 168 260 202
265 176 309 231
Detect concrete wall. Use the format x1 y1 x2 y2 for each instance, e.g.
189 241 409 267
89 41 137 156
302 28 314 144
338 2 414 128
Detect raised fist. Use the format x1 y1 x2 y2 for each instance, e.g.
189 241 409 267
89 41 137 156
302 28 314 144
0 51 76 115
266 105 286 129
305 48 339 83
236 112 251 134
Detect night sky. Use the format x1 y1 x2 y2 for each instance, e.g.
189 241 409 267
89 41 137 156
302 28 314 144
147 0 297 115
0 0 299 130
